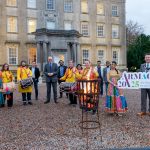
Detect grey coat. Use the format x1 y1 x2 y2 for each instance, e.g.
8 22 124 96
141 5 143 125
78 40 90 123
44 63 58 82
140 63 150 72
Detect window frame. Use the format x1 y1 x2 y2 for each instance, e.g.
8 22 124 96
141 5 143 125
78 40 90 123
112 24 119 39
81 22 89 37
27 0 36 9
97 50 105 65
96 2 104 15
6 0 17 7
46 20 56 29
112 48 120 64
112 5 118 17
81 0 88 14
82 49 89 64
7 16 18 33
64 0 73 13
7 45 18 65
27 18 37 33
97 23 105 37
46 0 55 10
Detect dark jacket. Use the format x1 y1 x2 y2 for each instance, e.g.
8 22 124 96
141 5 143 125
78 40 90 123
57 65 67 79
44 63 58 82
30 67 40 81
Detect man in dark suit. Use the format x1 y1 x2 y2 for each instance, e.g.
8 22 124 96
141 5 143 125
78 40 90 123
57 60 67 98
30 61 40 100
44 56 58 104
103 61 111 95
137 53 150 116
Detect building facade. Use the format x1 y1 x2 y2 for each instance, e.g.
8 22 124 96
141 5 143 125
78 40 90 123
0 0 126 71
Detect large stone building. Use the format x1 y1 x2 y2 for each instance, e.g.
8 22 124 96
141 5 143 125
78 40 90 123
0 0 126 71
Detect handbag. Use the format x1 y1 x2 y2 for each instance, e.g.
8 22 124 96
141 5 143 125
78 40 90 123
3 82 16 93
20 78 33 89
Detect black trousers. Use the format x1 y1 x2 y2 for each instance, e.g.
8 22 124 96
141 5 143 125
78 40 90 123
69 93 77 104
33 78 38 98
3 93 13 107
22 93 31 102
141 89 150 112
46 81 57 102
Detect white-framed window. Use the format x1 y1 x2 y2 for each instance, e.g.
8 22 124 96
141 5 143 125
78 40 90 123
82 49 89 64
47 0 55 10
7 16 18 33
112 48 120 64
27 0 36 8
64 21 72 30
46 20 55 29
97 24 104 37
81 22 89 36
6 0 17 7
112 5 118 17
112 25 119 39
81 0 88 13
98 50 105 64
27 19 36 33
64 0 73 12
7 45 18 65
28 47 36 64
97 2 104 15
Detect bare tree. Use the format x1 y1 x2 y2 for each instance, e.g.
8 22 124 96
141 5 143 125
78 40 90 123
126 20 144 46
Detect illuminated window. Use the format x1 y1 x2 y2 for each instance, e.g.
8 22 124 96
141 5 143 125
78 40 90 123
81 22 89 36
28 19 36 33
97 3 104 15
112 25 119 39
7 0 17 6
28 47 36 64
81 0 88 13
64 0 73 12
7 45 18 65
82 49 89 64
7 16 18 32
27 0 36 8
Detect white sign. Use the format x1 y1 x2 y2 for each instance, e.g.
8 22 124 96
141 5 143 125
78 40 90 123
117 71 150 89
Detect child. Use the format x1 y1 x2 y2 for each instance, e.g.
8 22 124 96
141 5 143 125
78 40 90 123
0 71 4 107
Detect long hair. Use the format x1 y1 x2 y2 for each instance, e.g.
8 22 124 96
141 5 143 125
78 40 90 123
20 60 27 67
1 63 9 71
112 61 118 74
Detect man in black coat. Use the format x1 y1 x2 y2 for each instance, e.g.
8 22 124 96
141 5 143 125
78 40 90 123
30 61 40 100
57 60 67 98
44 56 58 104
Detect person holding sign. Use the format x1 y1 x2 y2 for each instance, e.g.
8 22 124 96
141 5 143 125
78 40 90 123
105 61 128 115
137 53 150 116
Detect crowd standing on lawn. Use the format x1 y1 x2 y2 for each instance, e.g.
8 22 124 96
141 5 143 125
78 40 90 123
0 55 150 117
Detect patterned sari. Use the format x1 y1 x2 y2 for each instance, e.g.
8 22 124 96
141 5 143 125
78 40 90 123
105 74 128 113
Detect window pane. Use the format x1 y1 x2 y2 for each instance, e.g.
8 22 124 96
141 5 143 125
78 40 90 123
81 0 88 13
81 22 89 36
27 0 36 8
7 0 17 6
64 0 73 12
46 21 55 29
97 24 104 37
97 3 104 15
98 50 104 64
7 16 17 32
8 46 18 65
47 0 55 10
64 22 72 30
112 5 118 17
28 47 36 64
112 25 119 38
28 19 36 33
82 49 89 64
112 50 119 63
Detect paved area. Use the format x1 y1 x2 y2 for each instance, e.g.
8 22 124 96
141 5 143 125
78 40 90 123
0 84 150 150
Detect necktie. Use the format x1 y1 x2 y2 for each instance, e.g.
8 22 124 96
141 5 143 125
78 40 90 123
50 63 52 73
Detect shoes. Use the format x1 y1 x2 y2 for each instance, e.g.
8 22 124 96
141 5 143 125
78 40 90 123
137 112 146 116
28 102 33 105
35 97 38 100
59 96 62 98
44 100 50 104
54 101 58 104
23 102 27 106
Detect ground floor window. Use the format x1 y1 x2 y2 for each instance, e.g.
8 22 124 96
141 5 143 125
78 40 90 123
82 49 89 64
28 47 36 64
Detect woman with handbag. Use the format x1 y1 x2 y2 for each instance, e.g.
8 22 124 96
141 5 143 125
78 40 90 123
17 60 33 105
1 63 15 107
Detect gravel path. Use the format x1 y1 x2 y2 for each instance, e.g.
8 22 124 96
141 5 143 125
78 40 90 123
0 84 150 150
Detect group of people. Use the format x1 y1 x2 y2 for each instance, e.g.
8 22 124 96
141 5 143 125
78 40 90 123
0 53 150 117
